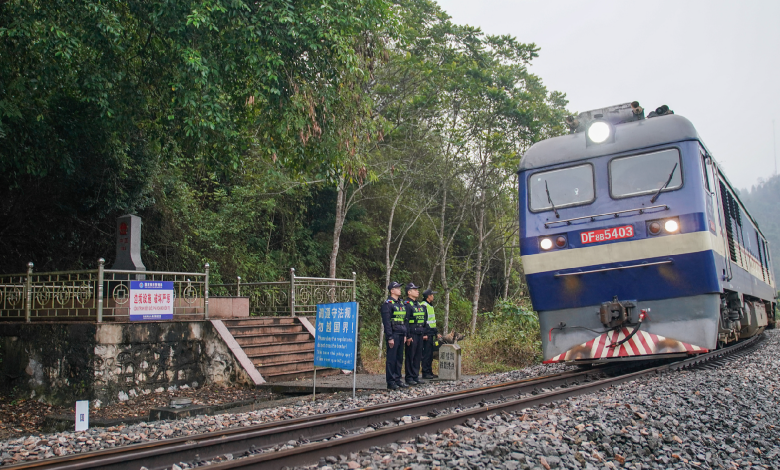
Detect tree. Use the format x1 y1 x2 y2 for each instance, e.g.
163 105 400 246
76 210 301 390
0 0 394 270
424 29 568 333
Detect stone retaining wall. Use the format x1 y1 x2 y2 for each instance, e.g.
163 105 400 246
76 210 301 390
0 322 251 406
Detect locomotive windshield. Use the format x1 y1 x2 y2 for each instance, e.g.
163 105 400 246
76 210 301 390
610 149 682 198
529 164 594 212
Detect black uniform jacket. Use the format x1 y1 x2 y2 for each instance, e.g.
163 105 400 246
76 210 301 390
403 298 428 335
381 296 407 337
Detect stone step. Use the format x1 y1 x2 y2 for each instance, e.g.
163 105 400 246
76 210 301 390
223 317 297 326
233 332 311 346
226 324 306 335
248 350 314 366
262 367 342 383
241 341 314 356
256 359 321 376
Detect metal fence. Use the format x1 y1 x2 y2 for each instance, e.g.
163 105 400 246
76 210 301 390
210 268 356 316
1 262 356 322
0 259 209 322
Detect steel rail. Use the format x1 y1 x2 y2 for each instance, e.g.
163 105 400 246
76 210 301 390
5 368 618 470
200 334 766 470
6 335 763 470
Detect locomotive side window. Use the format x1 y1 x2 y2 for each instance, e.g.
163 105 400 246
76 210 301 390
757 232 767 281
609 148 682 198
702 152 714 192
528 164 595 212
720 181 739 263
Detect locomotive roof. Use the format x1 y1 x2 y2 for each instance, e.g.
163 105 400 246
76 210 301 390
518 114 700 172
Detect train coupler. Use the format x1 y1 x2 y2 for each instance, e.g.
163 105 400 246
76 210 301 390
599 296 636 328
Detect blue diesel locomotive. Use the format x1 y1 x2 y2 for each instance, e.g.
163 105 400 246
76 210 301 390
518 102 776 363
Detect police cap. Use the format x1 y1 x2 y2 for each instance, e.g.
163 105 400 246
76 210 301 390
405 282 421 291
422 289 438 298
387 281 402 291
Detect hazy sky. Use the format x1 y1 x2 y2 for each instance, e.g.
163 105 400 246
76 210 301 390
436 0 780 191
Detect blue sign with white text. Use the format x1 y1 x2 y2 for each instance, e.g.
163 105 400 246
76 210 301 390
313 302 358 370
129 280 175 321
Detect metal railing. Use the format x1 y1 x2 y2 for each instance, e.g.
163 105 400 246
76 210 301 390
210 268 356 316
1 262 356 321
0 259 210 322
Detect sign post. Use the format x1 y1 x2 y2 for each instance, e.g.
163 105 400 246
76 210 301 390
129 281 174 321
313 301 359 400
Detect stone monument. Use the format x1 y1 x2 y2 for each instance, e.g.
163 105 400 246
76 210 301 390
112 215 146 271
438 344 462 381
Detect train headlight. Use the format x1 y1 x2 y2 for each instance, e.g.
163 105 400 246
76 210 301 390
587 121 611 143
664 219 680 233
540 238 554 250
556 236 567 248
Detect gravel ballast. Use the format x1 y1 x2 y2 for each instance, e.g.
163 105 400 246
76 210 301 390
3 331 778 468
317 330 780 470
0 360 568 465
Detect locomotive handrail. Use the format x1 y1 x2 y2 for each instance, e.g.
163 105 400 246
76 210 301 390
554 259 672 277
544 204 668 228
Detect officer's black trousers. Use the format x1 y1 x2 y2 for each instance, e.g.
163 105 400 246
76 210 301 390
421 335 435 376
404 333 423 382
385 333 405 386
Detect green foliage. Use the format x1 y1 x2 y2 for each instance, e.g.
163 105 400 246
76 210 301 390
459 318 542 374
1 1 570 374
485 298 540 331
455 298 541 374
0 0 393 270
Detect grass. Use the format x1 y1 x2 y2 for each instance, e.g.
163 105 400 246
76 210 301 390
359 316 542 376
458 318 541 374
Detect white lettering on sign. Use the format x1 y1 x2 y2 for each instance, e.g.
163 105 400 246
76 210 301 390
314 302 359 370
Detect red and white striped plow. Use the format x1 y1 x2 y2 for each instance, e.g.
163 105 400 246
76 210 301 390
543 328 708 363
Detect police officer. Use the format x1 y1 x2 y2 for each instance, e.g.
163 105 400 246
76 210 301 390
403 282 427 385
420 289 439 379
381 281 408 390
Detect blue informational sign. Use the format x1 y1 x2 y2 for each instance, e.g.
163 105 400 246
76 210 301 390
129 281 175 321
313 302 358 370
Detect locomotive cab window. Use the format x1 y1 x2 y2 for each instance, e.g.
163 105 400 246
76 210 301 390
529 164 595 212
609 148 683 199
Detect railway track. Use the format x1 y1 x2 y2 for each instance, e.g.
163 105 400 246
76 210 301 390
8 334 765 470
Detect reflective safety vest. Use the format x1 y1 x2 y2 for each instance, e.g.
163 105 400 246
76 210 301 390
421 301 436 329
389 298 406 322
406 299 427 324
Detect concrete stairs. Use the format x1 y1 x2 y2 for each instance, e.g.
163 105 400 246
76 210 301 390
222 317 338 382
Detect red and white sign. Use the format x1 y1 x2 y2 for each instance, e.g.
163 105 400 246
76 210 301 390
129 281 174 320
580 225 634 244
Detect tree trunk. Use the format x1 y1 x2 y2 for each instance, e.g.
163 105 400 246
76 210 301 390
503 247 514 299
329 175 346 279
378 190 402 358
438 186 451 335
470 190 486 335
426 259 439 290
